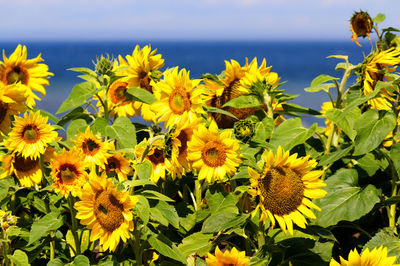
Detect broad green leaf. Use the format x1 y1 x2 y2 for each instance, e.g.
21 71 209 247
148 235 186 264
66 119 87 142
269 118 317 151
33 196 47 213
57 107 92 127
202 212 248 233
135 160 152 180
222 95 261 109
353 110 396 156
325 107 360 141
205 190 239 215
390 143 400 178
251 117 274 143
318 145 353 166
90 117 108 136
205 106 238 119
150 207 169 226
57 82 97 114
126 87 157 105
66 230 90 256
28 212 63 245
154 201 179 229
314 169 381 227
141 190 174 202
0 178 14 201
68 67 97 77
73 255 90 266
363 227 400 263
9 250 30 266
135 195 150 225
356 153 381 176
281 103 320 115
105 116 137 149
373 13 386 24
178 232 213 257
129 179 156 187
47 258 64 266
304 74 338 92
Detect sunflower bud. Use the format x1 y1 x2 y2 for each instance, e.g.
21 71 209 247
350 11 372 46
94 54 115 76
234 120 255 142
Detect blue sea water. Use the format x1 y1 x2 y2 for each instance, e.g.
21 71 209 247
0 41 371 126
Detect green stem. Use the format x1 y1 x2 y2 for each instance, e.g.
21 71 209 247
67 196 81 255
195 179 202 210
130 218 142 266
257 226 265 249
50 236 55 260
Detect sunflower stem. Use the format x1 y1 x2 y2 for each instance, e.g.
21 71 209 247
67 196 81 255
257 225 265 249
130 218 142 266
195 179 202 210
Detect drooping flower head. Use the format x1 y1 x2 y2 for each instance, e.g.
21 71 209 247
0 45 53 107
350 11 373 47
0 153 42 187
74 173 139 252
248 146 327 235
330 246 399 266
4 111 58 159
205 246 249 266
0 82 27 136
187 121 242 183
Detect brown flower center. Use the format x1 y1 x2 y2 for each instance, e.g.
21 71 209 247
5 66 29 85
13 155 39 173
57 164 78 184
138 72 152 93
106 157 121 173
82 139 100 155
169 88 191 115
110 83 128 104
177 130 188 156
201 141 226 167
351 12 372 37
22 125 39 143
259 166 304 216
94 190 124 232
148 148 164 165
0 101 9 125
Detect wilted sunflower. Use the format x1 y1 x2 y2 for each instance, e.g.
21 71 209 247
118 45 164 121
350 11 372 47
74 173 138 252
0 153 42 187
361 48 400 110
151 67 205 129
0 45 53 107
330 246 399 266
248 146 326 235
72 127 114 169
205 246 249 266
0 82 27 136
102 152 132 181
51 148 89 198
4 111 58 159
187 121 242 183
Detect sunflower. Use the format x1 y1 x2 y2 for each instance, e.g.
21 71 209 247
330 246 399 266
51 148 89 198
151 67 205 129
0 45 53 107
74 173 138 252
118 45 164 121
205 246 249 266
320 101 335 136
187 121 242 183
4 111 58 159
350 11 372 47
0 153 42 187
247 146 327 235
71 127 115 169
361 48 400 110
0 82 27 136
102 152 132 182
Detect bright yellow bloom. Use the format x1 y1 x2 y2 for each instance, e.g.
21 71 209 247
151 67 205 129
330 246 399 266
4 111 58 159
350 11 372 47
74 173 138 252
248 146 326 235
102 152 132 182
206 246 249 266
51 148 89 198
0 82 27 136
187 121 242 183
0 153 42 187
0 45 53 107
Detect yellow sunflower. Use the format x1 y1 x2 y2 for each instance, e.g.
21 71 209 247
0 82 27 136
247 146 327 235
350 11 372 47
0 44 53 107
187 121 242 183
102 152 132 182
0 153 42 187
361 48 400 110
71 127 115 169
151 67 205 129
320 101 335 136
4 111 58 159
74 173 138 252
51 148 89 198
330 246 399 266
206 246 249 266
118 45 164 122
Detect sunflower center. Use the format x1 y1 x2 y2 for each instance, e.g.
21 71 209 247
148 148 164 165
82 139 100 155
58 164 78 184
106 157 120 173
177 130 188 155
259 167 304 216
168 88 191 115
139 72 152 93
94 190 124 232
0 101 9 124
22 125 39 142
201 141 226 167
352 13 371 37
13 155 39 173
6 66 28 84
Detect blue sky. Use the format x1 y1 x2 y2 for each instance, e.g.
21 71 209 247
1 0 399 41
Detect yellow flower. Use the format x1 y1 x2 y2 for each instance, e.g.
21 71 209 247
320 101 335 136
72 127 114 169
0 44 53 107
248 146 326 235
74 173 138 252
330 246 399 266
361 48 400 110
0 153 42 187
4 111 58 159
51 148 89 198
151 67 205 129
0 82 27 136
350 11 372 47
187 121 242 183
206 246 249 266
102 152 132 182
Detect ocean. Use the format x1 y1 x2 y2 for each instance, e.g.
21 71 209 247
0 41 372 126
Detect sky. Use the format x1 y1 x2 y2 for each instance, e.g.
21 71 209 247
1 0 400 41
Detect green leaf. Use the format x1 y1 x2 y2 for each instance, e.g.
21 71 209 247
47 258 64 266
66 230 90 256
126 87 157 105
281 103 320 116
90 117 108 136
148 235 186 264
222 95 261 109
68 67 97 77
9 250 30 266
66 119 87 142
304 74 338 93
318 145 353 166
57 82 97 114
364 227 400 263
135 160 152 180
202 213 248 233
73 255 90 266
251 117 274 143
373 13 386 24
150 207 169 226
178 232 213 257
105 116 137 149
37 109 60 123
28 212 63 245
314 169 381 227
205 190 239 215
0 178 14 201
141 190 174 202
129 179 156 187
325 107 360 141
57 107 93 127
135 195 150 225
390 143 400 178
154 201 179 228
205 106 238 120
353 110 397 156
269 118 317 151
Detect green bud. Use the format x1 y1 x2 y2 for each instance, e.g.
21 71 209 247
94 54 115 76
234 120 255 142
